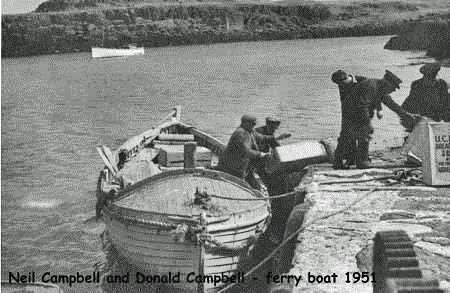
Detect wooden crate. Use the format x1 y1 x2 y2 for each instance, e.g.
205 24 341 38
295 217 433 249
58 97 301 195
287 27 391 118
157 144 212 167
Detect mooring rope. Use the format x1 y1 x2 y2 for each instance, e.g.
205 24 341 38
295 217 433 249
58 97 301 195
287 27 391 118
216 182 398 293
208 174 398 202
318 175 395 185
209 169 422 202
318 169 422 185
208 190 302 201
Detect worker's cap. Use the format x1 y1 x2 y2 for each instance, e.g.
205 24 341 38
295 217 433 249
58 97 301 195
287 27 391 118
241 114 257 123
419 62 441 76
266 116 281 125
331 70 348 83
383 70 402 89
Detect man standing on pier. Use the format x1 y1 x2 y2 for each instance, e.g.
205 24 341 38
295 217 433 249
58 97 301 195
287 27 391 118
217 114 290 188
341 70 415 169
331 70 371 169
402 62 449 123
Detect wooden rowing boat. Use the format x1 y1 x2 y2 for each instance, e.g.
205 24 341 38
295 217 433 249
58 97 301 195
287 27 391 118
96 106 271 292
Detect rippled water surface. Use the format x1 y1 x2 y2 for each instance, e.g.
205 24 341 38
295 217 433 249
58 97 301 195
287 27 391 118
2 36 447 292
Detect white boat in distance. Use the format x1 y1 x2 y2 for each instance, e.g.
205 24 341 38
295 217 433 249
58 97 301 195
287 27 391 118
91 45 144 58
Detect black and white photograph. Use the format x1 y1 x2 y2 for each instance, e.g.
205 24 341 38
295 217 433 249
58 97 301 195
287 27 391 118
2 0 449 292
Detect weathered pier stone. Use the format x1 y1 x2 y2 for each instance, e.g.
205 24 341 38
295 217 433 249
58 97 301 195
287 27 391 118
284 152 449 293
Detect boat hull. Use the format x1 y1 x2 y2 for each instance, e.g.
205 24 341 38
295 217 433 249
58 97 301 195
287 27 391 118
103 209 269 292
92 47 144 58
102 169 270 292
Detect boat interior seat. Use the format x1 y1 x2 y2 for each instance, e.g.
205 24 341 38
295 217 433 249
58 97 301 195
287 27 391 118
153 140 213 169
157 133 195 142
153 133 196 146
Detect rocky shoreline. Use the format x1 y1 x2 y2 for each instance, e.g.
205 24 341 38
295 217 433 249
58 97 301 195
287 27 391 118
2 1 449 57
384 18 450 65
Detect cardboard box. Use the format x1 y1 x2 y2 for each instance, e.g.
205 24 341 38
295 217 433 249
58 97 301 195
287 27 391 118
266 141 329 174
402 117 431 163
157 144 212 167
422 122 450 186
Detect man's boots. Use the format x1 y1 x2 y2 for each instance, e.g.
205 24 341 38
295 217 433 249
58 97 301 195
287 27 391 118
333 138 354 170
356 139 371 169
344 140 357 167
333 151 349 169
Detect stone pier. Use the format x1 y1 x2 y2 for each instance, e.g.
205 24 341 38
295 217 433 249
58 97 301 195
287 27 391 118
283 150 450 293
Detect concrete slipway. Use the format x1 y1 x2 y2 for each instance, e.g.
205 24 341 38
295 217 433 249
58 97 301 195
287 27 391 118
275 149 449 293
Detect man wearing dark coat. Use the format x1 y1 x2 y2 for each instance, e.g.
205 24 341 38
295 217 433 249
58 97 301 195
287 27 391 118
253 117 291 192
341 70 414 169
402 63 449 122
254 116 291 244
331 70 370 169
217 114 289 186
255 117 283 152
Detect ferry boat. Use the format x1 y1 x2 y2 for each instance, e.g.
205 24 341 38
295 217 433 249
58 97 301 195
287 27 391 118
96 106 271 292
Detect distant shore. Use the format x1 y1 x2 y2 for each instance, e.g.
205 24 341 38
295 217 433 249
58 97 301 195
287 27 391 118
2 0 449 58
384 20 450 66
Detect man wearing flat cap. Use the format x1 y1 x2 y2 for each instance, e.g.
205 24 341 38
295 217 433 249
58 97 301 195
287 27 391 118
402 62 449 122
218 114 290 187
255 116 287 152
339 70 414 169
253 116 291 190
331 70 381 169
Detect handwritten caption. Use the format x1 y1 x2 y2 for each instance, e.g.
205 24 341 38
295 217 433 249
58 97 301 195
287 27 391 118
9 271 375 287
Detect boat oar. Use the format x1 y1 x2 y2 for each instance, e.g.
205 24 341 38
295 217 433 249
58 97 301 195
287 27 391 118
96 146 118 175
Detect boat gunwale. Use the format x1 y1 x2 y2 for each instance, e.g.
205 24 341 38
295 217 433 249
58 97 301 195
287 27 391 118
114 120 184 155
105 120 222 171
98 120 200 185
104 206 270 233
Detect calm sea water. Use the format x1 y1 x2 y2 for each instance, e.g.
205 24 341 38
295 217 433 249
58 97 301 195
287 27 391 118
2 36 448 292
